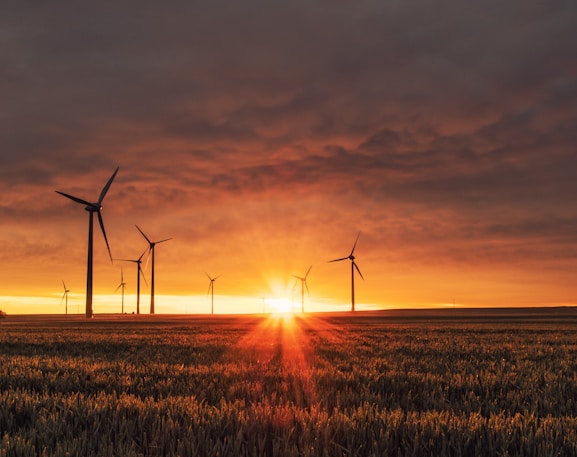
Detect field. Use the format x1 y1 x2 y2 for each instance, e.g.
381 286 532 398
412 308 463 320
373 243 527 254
2 308 577 456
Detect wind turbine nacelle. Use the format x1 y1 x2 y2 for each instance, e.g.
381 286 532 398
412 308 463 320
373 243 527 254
84 203 102 212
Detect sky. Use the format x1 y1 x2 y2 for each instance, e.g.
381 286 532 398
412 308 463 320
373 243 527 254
1 1 576 314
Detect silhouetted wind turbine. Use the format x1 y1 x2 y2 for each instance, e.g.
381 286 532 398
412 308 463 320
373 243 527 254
115 250 147 315
136 225 172 314
56 167 119 318
329 232 364 312
206 273 221 315
292 265 312 313
114 267 127 314
61 281 70 315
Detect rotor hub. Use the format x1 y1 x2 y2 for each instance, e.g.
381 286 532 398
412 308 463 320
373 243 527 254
84 203 101 212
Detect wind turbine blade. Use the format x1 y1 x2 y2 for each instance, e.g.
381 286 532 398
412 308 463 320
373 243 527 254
350 232 361 256
98 167 119 203
292 275 302 280
353 261 364 280
207 282 213 294
62 280 66 290
61 292 66 304
55 191 92 206
304 280 310 295
114 284 122 293
205 272 212 280
329 257 348 263
135 225 152 244
121 267 124 282
305 265 312 279
143 248 152 272
156 237 172 244
98 211 113 261
140 267 149 287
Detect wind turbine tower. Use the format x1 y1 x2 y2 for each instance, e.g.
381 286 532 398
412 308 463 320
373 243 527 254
61 281 70 315
136 225 172 314
329 232 364 312
292 265 312 313
115 267 127 313
206 273 221 315
56 167 119 318
116 250 147 314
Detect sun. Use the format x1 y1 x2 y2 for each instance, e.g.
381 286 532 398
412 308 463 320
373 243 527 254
266 297 293 315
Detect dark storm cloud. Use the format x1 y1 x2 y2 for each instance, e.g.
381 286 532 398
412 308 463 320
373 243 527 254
3 1 576 163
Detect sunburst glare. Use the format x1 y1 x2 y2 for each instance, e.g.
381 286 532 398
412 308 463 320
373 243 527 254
266 297 293 315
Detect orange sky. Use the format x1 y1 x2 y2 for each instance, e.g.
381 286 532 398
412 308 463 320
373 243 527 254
1 2 576 314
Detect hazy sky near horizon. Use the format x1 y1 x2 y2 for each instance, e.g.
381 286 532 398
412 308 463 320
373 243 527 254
1 1 577 313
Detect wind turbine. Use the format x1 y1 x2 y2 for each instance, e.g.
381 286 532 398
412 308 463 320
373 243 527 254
292 265 312 313
114 267 127 314
329 232 364 312
61 281 70 315
206 273 221 315
115 250 147 315
136 225 172 314
56 167 119 318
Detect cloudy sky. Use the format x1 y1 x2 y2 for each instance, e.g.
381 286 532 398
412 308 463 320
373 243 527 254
1 1 576 314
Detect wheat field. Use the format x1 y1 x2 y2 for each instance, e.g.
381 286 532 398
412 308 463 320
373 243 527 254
1 309 577 456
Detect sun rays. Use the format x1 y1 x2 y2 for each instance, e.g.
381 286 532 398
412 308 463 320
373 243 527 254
227 313 349 408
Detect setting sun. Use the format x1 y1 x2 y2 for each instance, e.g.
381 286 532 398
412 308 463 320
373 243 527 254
266 297 293 314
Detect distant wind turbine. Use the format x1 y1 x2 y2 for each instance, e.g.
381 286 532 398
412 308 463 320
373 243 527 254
292 265 312 313
206 273 221 315
329 232 364 312
56 167 119 318
61 281 70 315
115 250 147 315
114 267 127 314
136 225 172 314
